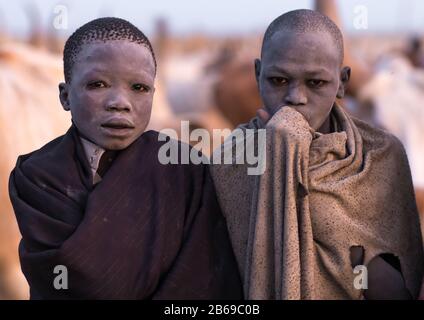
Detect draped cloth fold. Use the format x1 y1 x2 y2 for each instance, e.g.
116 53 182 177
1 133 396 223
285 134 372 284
210 104 424 299
9 125 243 299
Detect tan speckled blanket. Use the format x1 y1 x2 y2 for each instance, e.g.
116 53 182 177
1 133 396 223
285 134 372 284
210 104 424 299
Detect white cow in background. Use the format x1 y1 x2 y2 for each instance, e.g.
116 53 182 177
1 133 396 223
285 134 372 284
359 54 424 192
0 40 70 299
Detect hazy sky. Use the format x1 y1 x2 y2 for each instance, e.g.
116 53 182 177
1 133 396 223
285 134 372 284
1 0 424 37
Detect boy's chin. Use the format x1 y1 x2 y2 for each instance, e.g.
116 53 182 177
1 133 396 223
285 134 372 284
99 136 141 151
87 125 148 150
103 140 133 151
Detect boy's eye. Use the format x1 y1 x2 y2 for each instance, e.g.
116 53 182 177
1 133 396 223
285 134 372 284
307 79 327 88
269 77 288 86
132 83 150 92
87 81 107 89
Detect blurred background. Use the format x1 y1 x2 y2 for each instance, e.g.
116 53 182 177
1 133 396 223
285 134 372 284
0 0 423 299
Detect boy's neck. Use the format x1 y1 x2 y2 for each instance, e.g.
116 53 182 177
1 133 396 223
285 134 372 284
317 115 332 134
79 136 105 169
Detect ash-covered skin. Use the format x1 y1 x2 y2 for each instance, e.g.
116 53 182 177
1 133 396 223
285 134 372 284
255 30 350 134
59 40 156 150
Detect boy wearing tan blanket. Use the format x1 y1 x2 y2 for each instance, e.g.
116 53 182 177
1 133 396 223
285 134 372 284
210 9 424 299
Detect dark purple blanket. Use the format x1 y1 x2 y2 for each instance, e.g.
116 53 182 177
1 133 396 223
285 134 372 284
9 125 242 299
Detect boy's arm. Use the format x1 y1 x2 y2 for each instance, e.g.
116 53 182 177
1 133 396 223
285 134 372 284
420 277 424 299
351 238 412 299
364 254 412 300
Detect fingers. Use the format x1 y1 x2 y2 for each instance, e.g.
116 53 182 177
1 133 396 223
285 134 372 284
256 107 271 127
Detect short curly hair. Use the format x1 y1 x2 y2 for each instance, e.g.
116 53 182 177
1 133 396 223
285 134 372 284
63 17 157 83
262 9 344 64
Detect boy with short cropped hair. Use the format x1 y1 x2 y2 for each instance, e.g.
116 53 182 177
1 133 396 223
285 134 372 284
9 17 242 300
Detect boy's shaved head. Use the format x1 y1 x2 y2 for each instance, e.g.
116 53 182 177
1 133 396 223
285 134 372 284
262 9 344 64
255 9 351 134
63 17 156 83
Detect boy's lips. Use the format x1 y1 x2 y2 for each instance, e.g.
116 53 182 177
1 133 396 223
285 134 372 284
101 118 135 130
100 119 135 137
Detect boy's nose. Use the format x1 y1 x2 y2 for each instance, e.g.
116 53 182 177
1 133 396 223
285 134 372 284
284 84 307 106
105 92 132 112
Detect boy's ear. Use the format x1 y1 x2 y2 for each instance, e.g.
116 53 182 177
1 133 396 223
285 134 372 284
336 66 351 99
59 82 70 111
254 58 261 84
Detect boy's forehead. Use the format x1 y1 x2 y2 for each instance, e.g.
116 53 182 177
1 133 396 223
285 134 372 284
74 40 155 72
76 40 151 60
262 30 341 69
